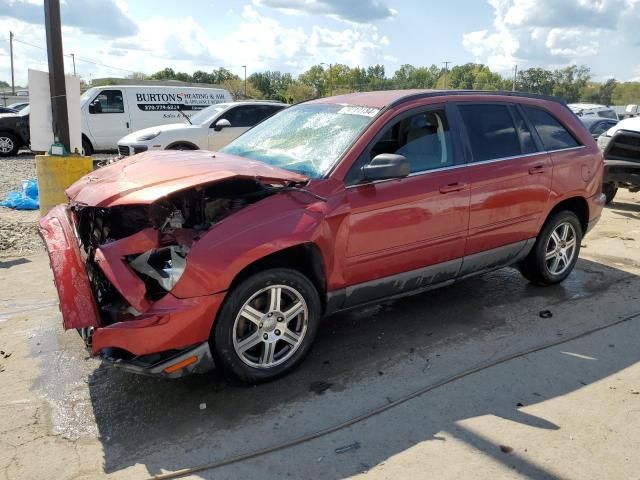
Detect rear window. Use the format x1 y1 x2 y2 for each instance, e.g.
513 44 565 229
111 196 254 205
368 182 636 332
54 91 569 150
458 104 523 162
522 106 580 151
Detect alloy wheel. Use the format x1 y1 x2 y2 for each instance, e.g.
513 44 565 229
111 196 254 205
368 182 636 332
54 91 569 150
232 285 309 369
0 136 14 154
544 221 577 276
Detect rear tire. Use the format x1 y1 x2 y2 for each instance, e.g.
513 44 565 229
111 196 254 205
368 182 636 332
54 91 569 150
518 211 582 286
602 182 617 204
0 133 19 157
82 137 93 156
212 268 321 384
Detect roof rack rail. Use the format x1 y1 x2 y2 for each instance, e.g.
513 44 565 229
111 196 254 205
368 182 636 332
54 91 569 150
390 90 566 108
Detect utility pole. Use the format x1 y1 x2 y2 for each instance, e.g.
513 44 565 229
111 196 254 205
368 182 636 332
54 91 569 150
320 62 333 96
442 61 451 89
242 65 247 98
44 0 70 152
512 64 518 91
9 31 15 95
71 53 76 76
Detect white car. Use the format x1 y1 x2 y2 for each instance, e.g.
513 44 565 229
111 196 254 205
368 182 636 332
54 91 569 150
568 103 618 120
117 101 286 156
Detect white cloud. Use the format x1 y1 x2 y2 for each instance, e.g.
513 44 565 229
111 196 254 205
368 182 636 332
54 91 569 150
253 0 397 23
463 0 640 74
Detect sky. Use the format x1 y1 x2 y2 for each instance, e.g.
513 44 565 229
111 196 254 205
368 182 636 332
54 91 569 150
1 0 640 87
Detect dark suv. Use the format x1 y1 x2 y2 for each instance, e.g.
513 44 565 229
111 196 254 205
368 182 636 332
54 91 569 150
40 90 605 384
0 107 30 157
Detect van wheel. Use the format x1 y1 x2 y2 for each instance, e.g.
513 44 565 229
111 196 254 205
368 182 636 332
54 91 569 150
0 133 19 157
82 138 93 157
518 211 582 286
602 182 617 204
212 268 320 384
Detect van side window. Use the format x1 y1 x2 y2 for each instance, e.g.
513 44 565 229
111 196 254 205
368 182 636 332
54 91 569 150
522 106 580 151
458 104 522 162
91 90 124 114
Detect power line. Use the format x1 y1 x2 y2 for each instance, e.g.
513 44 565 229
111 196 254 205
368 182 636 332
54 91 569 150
12 35 137 75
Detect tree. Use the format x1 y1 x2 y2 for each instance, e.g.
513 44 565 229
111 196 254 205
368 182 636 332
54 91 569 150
283 82 316 103
0 80 10 88
299 65 328 96
222 78 262 100
599 78 617 106
517 68 555 95
552 65 591 103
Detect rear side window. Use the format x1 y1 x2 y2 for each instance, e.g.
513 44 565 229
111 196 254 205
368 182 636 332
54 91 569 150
511 107 537 154
522 106 580 151
458 104 523 162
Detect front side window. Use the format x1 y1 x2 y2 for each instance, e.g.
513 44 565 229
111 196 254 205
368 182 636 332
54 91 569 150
221 104 377 178
591 121 610 136
458 104 523 162
223 106 261 127
522 106 580 151
372 109 453 174
91 90 124 114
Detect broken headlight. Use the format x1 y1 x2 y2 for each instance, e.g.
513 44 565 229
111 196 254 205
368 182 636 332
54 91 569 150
129 245 189 292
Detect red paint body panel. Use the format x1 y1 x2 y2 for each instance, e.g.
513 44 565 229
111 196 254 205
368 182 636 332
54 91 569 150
65 150 307 207
39 90 605 370
39 205 101 329
344 170 470 285
91 292 225 356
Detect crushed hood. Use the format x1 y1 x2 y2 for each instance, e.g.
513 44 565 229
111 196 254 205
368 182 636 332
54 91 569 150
66 150 308 207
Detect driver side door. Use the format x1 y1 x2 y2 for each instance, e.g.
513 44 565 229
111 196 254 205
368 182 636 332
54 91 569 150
342 104 471 306
208 105 258 150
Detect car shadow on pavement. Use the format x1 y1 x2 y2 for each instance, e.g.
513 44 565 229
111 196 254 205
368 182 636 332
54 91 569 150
85 258 638 478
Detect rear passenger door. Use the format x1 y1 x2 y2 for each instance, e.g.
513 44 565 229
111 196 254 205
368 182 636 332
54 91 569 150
457 102 552 264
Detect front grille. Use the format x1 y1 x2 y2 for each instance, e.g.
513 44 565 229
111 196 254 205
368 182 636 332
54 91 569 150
607 131 640 163
118 145 130 156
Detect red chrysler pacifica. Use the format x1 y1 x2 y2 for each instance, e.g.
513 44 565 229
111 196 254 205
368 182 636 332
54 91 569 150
40 90 605 383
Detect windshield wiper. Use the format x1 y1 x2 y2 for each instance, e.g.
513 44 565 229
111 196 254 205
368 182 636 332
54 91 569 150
281 184 327 202
176 108 192 125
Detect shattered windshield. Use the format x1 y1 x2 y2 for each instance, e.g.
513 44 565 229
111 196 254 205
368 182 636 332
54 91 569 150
221 103 379 178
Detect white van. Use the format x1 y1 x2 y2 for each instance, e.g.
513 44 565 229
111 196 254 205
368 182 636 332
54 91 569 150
79 85 232 153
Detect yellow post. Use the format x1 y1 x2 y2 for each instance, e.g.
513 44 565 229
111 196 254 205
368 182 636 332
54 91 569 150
35 154 93 216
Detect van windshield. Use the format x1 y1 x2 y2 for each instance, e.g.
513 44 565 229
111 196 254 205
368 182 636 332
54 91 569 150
190 105 228 125
221 103 378 178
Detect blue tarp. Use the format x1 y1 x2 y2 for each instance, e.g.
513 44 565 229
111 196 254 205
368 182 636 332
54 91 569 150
0 179 39 210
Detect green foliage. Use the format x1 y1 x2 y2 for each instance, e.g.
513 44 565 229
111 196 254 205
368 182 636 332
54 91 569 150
0 80 10 88
136 65 640 106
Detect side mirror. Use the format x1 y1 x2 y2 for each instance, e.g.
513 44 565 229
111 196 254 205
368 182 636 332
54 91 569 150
362 154 410 181
88 102 97 114
214 118 231 132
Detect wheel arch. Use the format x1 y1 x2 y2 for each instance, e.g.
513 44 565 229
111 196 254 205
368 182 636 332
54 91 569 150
226 242 327 312
81 134 93 153
546 196 589 234
165 141 199 150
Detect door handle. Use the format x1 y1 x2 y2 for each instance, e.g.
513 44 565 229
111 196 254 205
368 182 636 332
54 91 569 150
528 165 545 174
439 182 467 194
126 122 129 128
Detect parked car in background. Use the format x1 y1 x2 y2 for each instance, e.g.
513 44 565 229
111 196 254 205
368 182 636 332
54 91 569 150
569 103 618 120
0 107 30 156
116 101 286 156
578 116 618 140
0 106 18 114
80 85 233 154
7 102 29 112
597 116 640 203
40 90 605 384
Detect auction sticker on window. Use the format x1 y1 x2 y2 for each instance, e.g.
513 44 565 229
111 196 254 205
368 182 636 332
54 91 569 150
337 106 380 117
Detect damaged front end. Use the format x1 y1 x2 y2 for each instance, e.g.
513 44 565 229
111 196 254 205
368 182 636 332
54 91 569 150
40 171 297 377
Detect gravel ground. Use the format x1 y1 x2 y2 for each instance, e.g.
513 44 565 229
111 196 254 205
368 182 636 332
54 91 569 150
0 151 116 258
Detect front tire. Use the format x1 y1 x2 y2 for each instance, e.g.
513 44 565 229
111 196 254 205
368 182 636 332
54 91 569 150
82 137 93 156
602 182 618 204
518 211 582 286
212 268 321 384
0 133 19 157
